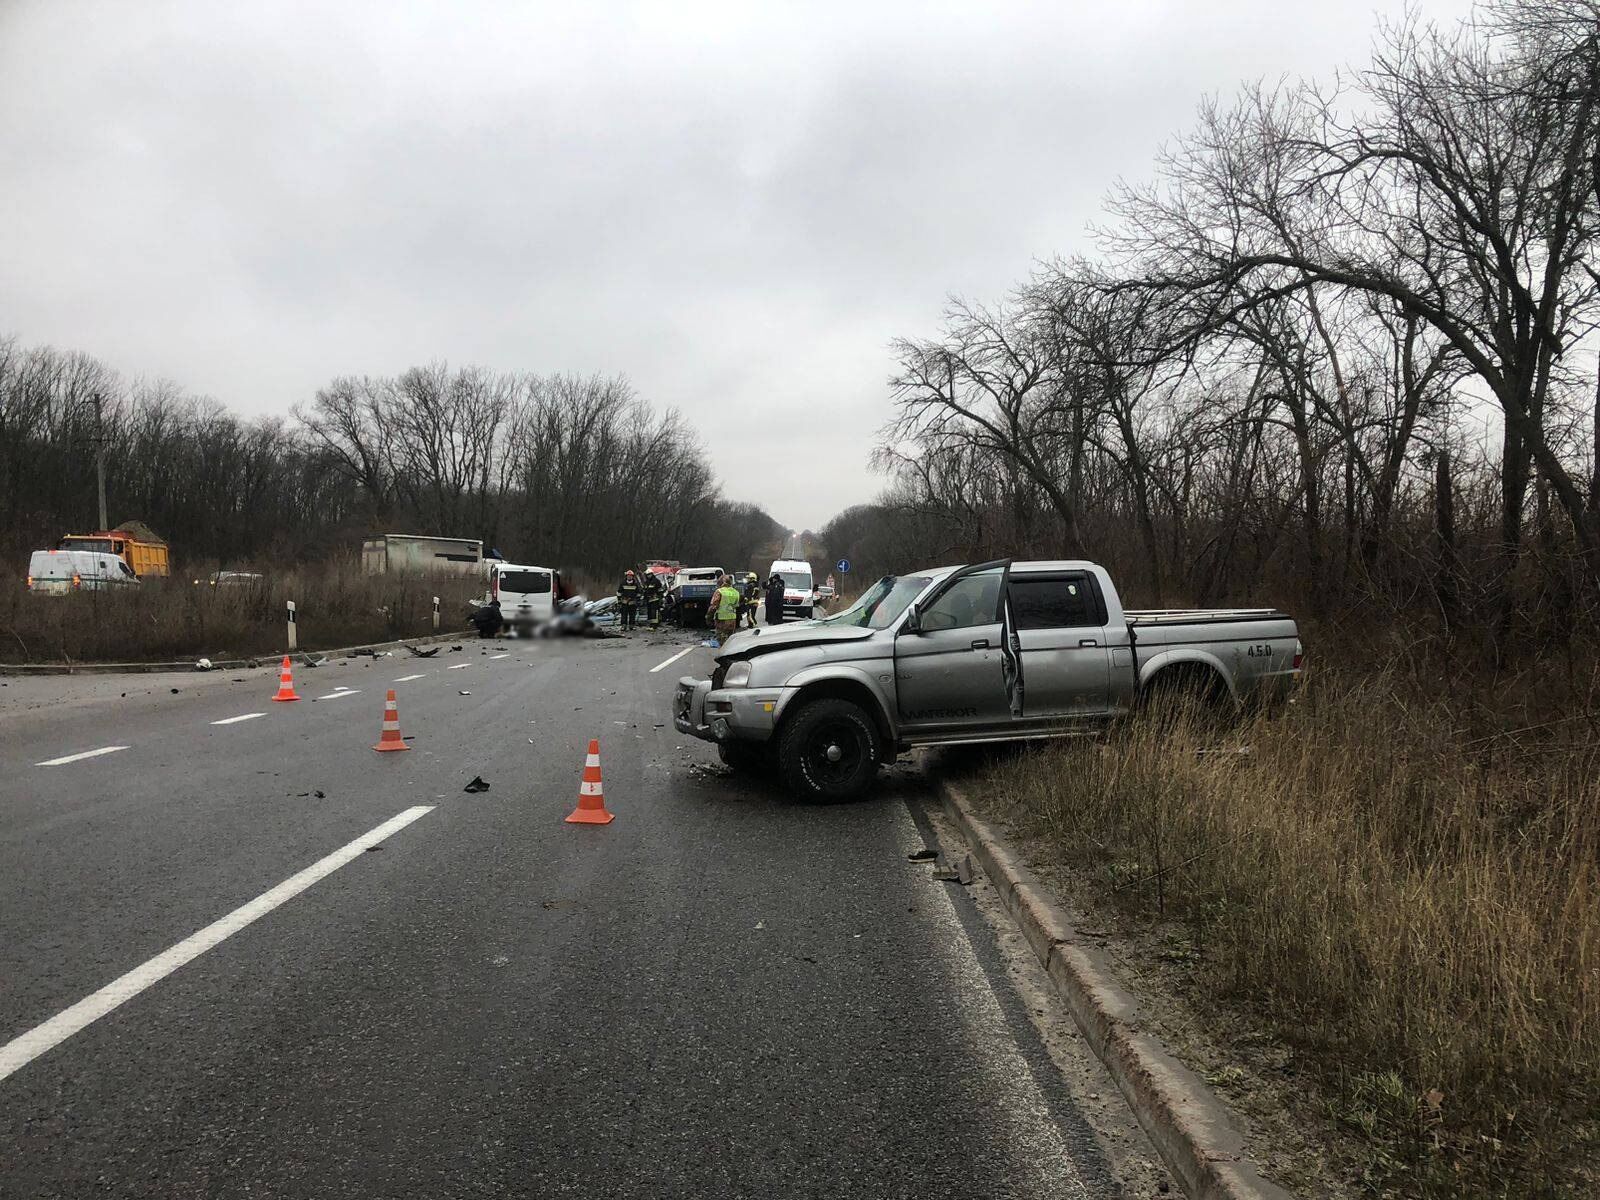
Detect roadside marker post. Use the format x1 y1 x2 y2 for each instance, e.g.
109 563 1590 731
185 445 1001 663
286 600 298 652
432 595 440 632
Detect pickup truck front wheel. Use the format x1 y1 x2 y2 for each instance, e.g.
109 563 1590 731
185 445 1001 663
718 741 773 776
778 698 880 802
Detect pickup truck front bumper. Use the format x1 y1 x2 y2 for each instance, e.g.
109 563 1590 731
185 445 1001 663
674 676 784 744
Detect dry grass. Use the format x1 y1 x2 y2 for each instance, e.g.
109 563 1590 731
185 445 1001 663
0 562 485 662
986 661 1600 1197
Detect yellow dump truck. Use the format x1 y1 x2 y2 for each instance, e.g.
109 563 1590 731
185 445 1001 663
57 531 170 577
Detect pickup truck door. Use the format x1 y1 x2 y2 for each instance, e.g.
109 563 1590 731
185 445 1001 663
894 561 1012 730
1005 570 1112 718
1001 589 1024 718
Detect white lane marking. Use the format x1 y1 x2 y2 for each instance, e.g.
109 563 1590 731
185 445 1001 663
0 805 435 1084
316 688 360 700
210 713 265 726
392 673 426 683
649 646 696 674
35 746 129 767
448 663 470 670
489 653 510 660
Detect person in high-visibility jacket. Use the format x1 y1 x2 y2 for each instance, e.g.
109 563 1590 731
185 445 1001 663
706 574 742 647
617 569 643 631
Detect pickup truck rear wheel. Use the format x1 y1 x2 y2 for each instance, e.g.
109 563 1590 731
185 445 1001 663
778 698 881 802
1144 667 1229 729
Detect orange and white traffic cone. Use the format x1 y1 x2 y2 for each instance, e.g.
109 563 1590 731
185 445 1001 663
373 689 409 752
565 738 615 824
271 655 300 703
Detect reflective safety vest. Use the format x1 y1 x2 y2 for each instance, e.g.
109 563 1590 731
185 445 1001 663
713 586 741 621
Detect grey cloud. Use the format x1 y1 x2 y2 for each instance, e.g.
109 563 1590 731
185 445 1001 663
0 0 1477 531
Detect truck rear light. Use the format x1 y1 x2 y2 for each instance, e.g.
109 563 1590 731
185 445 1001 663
1292 645 1304 671
25 575 33 588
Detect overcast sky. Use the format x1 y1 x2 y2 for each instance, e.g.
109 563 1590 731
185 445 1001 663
0 0 1478 534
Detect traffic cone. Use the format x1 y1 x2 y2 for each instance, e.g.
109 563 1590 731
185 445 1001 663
271 655 300 702
373 689 409 752
565 738 615 824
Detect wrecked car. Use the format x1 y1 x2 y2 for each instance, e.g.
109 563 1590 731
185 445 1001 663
674 559 1302 801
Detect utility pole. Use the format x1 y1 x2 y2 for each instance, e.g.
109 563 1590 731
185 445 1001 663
91 390 108 530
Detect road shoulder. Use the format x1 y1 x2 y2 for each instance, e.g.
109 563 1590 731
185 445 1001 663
913 799 1178 1198
938 777 1304 1200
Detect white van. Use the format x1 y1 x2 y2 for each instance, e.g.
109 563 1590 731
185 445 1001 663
769 558 815 620
490 562 559 633
27 549 141 595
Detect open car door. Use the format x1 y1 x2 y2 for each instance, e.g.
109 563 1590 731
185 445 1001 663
1001 588 1024 718
895 559 1014 731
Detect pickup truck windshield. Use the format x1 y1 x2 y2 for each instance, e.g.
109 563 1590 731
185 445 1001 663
817 575 931 630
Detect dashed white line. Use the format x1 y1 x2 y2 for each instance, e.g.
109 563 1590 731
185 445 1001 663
489 653 510 660
316 688 360 700
393 673 427 683
210 713 265 726
448 663 470 670
35 746 129 767
0 805 436 1084
649 646 696 674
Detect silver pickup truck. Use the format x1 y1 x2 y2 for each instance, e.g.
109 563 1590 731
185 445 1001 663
674 559 1302 800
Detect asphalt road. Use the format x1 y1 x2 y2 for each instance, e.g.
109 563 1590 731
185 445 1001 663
0 630 1125 1198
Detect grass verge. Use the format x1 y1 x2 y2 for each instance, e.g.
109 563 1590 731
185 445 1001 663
979 665 1599 1197
0 564 484 662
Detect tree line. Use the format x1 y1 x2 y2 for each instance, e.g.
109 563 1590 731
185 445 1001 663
824 0 1599 659
0 339 783 580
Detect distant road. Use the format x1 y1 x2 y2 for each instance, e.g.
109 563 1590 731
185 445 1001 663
1 634 1119 1197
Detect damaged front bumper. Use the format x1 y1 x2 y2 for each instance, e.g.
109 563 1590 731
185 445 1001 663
674 676 783 744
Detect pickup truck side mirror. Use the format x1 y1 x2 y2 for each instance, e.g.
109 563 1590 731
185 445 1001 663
901 606 921 634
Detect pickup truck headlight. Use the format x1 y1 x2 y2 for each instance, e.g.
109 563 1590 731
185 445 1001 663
723 661 752 688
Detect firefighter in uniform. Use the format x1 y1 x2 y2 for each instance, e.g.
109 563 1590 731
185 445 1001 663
740 571 761 628
617 569 643 631
641 568 664 628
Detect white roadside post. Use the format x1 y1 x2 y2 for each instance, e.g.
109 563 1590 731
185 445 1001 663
286 600 298 652
432 595 440 632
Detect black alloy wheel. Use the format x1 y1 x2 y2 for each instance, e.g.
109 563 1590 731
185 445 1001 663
777 697 881 801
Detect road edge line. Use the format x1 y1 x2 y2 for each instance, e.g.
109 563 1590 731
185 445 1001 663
938 779 1296 1200
0 632 464 677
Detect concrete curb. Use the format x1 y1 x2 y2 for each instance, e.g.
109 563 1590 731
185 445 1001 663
0 631 466 676
939 780 1296 1200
